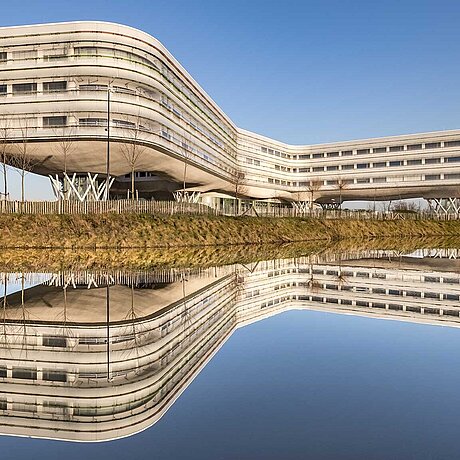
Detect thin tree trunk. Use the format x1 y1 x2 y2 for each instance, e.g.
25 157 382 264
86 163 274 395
183 160 187 191
21 171 25 203
2 162 7 199
131 165 135 199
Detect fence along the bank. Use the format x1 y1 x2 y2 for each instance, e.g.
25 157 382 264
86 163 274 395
0 199 457 220
0 200 219 216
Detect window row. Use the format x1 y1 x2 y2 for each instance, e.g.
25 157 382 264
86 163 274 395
267 174 453 187
292 295 460 316
259 141 460 160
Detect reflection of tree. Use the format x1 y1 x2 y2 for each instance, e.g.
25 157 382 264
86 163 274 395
55 282 76 342
119 280 153 377
307 260 322 293
180 271 191 329
15 273 34 357
334 254 350 288
1 273 9 346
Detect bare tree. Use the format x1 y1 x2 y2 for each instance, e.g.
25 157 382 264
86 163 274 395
53 126 76 200
0 116 11 199
180 129 192 194
292 183 309 203
232 167 248 215
12 118 37 202
307 179 323 211
391 200 420 213
119 115 148 199
334 177 349 213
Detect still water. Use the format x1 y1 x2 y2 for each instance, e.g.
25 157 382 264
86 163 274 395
1 248 460 459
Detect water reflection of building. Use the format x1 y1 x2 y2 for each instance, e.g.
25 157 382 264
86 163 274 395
0 251 460 442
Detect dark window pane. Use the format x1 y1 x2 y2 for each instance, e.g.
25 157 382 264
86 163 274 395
43 336 67 347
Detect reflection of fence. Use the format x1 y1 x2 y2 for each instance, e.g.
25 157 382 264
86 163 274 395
0 200 219 216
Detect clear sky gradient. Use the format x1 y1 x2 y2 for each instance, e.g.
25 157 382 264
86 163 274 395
2 0 460 200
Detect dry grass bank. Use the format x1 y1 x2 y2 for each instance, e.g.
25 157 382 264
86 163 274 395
1 214 460 249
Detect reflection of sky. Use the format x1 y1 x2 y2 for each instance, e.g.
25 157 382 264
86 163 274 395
2 309 460 460
0 273 52 296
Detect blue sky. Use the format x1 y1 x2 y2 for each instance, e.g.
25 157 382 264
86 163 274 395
3 0 460 200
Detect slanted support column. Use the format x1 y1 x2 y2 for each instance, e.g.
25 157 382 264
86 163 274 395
48 173 115 201
426 198 460 216
173 190 201 203
292 201 310 215
320 202 340 210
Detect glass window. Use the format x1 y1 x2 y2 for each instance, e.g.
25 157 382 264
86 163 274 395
445 294 460 301
12 49 37 60
75 47 98 56
389 145 404 152
341 164 354 170
43 116 67 127
425 276 440 282
407 159 422 165
445 140 460 147
312 153 323 158
357 163 369 169
0 85 6 96
326 165 339 171
43 336 67 347
79 118 106 126
356 178 370 184
445 173 460 180
446 156 460 163
425 174 441 180
341 150 353 156
12 83 37 94
0 52 6 62
372 177 387 183
43 81 67 92
373 162 386 168
425 142 441 149
12 368 37 380
389 160 402 167
407 144 422 150
373 147 387 153
43 371 67 382
113 119 136 129
425 158 440 164
313 166 324 172
327 151 339 157
43 48 67 61
357 149 370 155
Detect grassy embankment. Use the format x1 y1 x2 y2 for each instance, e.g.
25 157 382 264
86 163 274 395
1 213 460 250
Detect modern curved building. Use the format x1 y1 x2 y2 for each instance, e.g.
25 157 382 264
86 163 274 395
1 21 460 206
1 250 460 442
